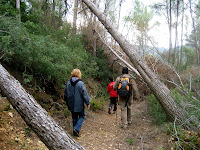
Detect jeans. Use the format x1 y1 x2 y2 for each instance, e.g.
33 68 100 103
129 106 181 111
71 109 85 132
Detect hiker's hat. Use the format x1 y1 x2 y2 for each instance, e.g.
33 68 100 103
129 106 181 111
122 67 128 74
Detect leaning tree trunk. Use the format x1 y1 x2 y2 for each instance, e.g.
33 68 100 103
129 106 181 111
82 0 187 125
0 64 84 150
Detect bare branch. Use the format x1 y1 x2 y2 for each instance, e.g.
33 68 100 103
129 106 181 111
173 117 184 150
0 53 5 60
0 30 10 34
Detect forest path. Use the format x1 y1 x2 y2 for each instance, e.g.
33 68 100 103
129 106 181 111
0 96 172 150
73 100 172 150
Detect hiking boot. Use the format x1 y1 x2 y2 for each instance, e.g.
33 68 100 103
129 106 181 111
108 107 111 114
73 129 80 137
120 125 127 130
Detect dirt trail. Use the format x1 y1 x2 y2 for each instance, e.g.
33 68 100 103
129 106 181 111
0 96 172 150
73 100 172 150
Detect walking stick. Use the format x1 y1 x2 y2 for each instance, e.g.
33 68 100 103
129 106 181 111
116 106 117 123
116 97 118 124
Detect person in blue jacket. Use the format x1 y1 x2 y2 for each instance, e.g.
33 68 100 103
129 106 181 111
64 69 90 137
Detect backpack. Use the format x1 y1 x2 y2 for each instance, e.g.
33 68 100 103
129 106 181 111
117 76 132 98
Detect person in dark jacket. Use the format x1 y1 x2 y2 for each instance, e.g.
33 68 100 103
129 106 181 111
64 69 90 137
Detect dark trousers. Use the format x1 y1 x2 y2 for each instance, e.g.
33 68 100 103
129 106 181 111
109 97 118 111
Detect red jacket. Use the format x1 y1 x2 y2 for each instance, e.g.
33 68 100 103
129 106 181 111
107 81 118 97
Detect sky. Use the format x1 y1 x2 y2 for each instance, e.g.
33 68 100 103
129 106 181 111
118 0 192 49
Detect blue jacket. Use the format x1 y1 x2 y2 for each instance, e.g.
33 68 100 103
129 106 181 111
64 77 90 112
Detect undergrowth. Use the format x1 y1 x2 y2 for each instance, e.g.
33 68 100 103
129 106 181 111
147 94 167 125
147 90 200 149
166 123 200 149
90 98 106 111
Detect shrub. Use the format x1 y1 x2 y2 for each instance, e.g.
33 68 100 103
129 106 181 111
170 89 200 127
64 109 71 118
90 98 105 111
0 17 100 87
0 0 17 17
147 94 167 125
0 9 116 100
166 123 200 149
23 73 33 85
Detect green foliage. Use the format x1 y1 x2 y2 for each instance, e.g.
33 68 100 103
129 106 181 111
147 94 167 125
166 123 200 149
0 1 116 102
90 98 105 111
0 16 101 87
170 89 200 127
178 46 196 70
157 146 164 150
64 109 71 118
124 0 153 32
3 104 12 111
50 24 73 44
95 86 108 98
194 76 200 83
0 0 17 17
95 46 118 90
125 137 135 145
21 7 44 25
23 73 33 85
24 21 43 34
25 127 32 136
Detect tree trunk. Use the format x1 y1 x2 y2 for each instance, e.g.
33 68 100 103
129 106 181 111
73 0 79 34
0 64 84 150
169 0 172 64
16 0 21 20
174 0 179 66
117 0 122 29
104 0 111 16
16 0 20 10
189 0 200 65
180 0 184 67
82 0 187 125
51 0 56 27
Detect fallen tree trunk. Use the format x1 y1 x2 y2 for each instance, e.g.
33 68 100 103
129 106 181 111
82 0 187 125
0 64 84 150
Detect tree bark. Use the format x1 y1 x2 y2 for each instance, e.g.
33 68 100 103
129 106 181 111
0 64 84 150
180 0 184 67
169 0 172 64
16 0 21 20
189 0 200 65
174 0 179 66
16 0 20 10
82 0 187 125
73 0 79 34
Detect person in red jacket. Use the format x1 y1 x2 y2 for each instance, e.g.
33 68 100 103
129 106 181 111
107 76 118 114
